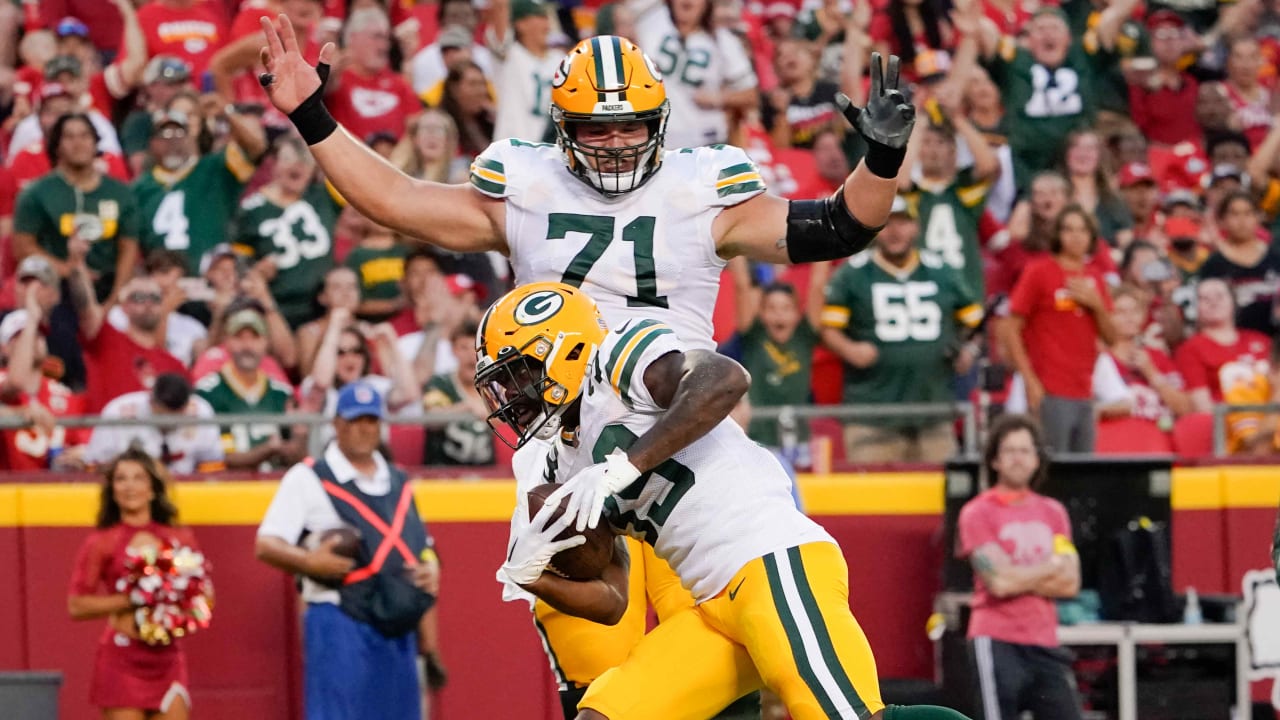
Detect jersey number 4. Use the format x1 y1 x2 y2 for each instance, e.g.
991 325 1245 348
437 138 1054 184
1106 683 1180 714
549 213 669 308
595 424 694 544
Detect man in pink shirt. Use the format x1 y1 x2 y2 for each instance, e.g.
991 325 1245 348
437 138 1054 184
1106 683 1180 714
957 414 1083 720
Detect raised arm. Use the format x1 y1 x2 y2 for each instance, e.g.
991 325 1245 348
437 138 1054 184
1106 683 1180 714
1094 0 1143 52
713 53 915 264
258 15 507 255
110 0 148 91
66 237 105 341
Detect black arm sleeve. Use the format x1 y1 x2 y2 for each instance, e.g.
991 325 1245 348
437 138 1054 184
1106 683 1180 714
784 187 883 263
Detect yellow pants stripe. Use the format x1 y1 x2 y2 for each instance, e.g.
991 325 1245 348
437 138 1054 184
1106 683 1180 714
764 546 867 719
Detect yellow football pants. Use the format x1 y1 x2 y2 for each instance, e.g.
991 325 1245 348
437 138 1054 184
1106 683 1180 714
582 541 884 720
533 537 698 688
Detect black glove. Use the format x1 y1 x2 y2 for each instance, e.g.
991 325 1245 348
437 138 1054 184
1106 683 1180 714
835 52 915 178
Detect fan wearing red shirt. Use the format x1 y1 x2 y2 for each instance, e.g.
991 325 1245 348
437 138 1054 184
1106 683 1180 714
136 0 228 78
324 7 421 143
53 4 150 121
1000 205 1117 453
67 242 188 413
1175 277 1273 413
1106 286 1190 427
0 305 88 470
209 0 326 127
39 0 125 57
1127 11 1201 147
956 414 1083 720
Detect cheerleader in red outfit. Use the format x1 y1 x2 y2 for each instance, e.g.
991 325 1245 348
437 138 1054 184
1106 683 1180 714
68 448 206 720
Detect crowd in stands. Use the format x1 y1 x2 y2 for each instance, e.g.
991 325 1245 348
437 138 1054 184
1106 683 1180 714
2 0 1280 474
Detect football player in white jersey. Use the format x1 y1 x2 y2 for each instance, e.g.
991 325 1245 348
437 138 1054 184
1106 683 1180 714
258 20 914 351
630 0 760 148
481 282 971 720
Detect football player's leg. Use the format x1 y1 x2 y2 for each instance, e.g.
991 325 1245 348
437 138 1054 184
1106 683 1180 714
702 542 884 720
642 544 765 720
534 539 649 719
579 607 763 720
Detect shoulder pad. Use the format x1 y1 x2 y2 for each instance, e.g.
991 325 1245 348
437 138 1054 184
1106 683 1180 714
469 138 560 199
689 144 767 208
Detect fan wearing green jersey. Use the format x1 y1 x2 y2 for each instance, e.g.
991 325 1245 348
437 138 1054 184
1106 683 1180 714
954 0 1139 175
233 136 340 329
132 102 267 275
196 300 308 470
899 98 999 299
421 322 496 466
820 197 984 463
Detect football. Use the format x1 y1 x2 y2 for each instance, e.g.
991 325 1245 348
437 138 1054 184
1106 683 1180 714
527 483 615 580
316 526 362 560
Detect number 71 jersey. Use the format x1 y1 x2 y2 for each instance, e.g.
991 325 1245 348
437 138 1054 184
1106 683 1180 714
470 139 767 351
546 319 835 602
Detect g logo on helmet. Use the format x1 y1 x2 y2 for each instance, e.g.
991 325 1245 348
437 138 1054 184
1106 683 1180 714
514 290 565 326
642 51 664 82
551 54 572 88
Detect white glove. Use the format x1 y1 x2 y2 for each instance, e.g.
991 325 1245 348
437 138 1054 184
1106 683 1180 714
498 493 587 586
549 448 642 532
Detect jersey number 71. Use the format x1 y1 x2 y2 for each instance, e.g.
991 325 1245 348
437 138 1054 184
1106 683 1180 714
549 213 669 309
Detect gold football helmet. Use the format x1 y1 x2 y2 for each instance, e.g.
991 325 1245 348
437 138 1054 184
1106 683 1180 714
474 282 608 448
549 35 670 196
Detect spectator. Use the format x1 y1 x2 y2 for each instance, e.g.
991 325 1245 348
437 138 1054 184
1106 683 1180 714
11 253 86 392
810 127 851 195
1160 191 1212 280
55 0 149 121
421 321 497 466
120 57 196 176
956 413 1083 720
633 0 760 148
1061 128 1131 247
255 381 439 720
108 249 209 367
302 313 420 448
133 102 267 275
1118 240 1187 351
344 214 407 321
8 82 131 191
1127 10 1200 147
763 38 843 149
1222 36 1273 151
1175 277 1273 413
195 301 306 470
324 8 420 143
968 1 1137 174
39 1 125 59
488 0 563 143
868 0 955 85
1199 190 1280 336
68 240 188 413
297 266 363 377
135 0 227 79
84 373 226 474
1116 162 1159 242
390 109 468 184
15 112 140 304
959 65 1017 222
1106 285 1190 430
1000 205 1116 453
409 0 495 97
8 55 123 161
996 171 1118 294
388 247 445 337
208 0 326 129
820 197 983 463
68 448 208 720
1222 338 1280 456
902 99 1000 299
234 136 338 329
198 272 299 379
730 257 825 450
0 293 87 470
437 59 495 161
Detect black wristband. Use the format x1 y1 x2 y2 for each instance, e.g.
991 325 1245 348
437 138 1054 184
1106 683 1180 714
862 140 907 179
288 62 337 146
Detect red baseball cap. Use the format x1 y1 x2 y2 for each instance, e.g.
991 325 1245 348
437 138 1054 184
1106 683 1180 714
445 273 486 301
1118 162 1156 188
1146 9 1186 31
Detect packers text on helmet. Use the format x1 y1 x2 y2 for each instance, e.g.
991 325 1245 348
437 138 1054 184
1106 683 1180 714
550 35 670 196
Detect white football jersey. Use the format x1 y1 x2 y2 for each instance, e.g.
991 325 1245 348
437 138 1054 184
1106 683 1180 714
535 319 834 602
470 139 766 351
633 10 757 148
